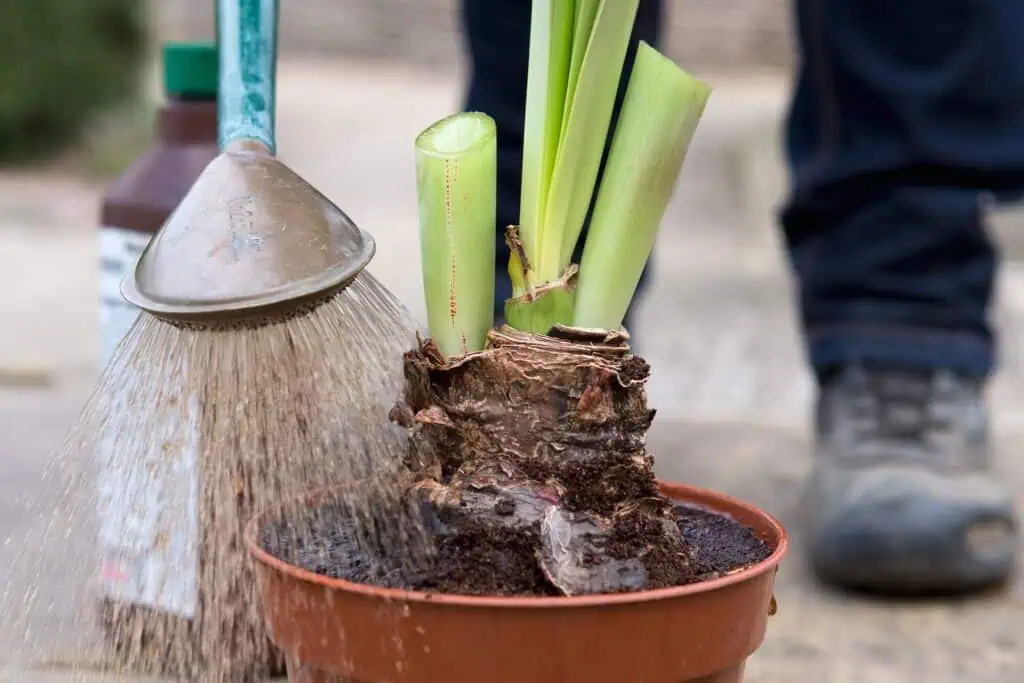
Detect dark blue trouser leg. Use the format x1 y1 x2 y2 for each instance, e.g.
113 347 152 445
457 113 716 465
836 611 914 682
784 0 1024 379
459 0 664 332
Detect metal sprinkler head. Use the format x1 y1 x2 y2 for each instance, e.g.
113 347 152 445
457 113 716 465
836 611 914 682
121 140 376 324
122 0 376 325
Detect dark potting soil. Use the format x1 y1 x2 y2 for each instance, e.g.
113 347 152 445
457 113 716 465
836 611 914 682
261 501 772 597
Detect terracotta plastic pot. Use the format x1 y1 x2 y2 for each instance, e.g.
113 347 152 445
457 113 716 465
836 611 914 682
246 481 788 683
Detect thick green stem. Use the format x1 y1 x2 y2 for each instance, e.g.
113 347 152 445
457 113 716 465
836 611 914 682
415 112 497 357
504 232 577 335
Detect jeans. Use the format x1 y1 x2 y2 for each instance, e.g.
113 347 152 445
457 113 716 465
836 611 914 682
461 0 1024 378
785 0 1024 379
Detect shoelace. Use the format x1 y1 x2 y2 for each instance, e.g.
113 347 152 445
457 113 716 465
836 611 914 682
822 368 987 470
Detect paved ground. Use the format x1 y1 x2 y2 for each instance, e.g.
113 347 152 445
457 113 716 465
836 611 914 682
1 58 1023 681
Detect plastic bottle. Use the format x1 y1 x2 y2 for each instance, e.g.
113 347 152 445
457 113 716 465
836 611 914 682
98 41 219 364
96 41 218 675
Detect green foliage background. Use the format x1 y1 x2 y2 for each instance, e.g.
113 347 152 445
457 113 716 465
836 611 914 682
0 0 148 164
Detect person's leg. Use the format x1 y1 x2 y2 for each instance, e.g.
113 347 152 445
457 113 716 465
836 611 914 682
784 0 1024 592
459 0 664 335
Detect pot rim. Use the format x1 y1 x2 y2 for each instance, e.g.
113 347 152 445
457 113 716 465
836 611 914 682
245 480 788 609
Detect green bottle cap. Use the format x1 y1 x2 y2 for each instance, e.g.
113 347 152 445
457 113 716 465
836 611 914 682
163 42 218 98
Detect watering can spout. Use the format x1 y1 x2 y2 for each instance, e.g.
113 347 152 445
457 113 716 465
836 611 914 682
122 0 377 324
121 148 377 323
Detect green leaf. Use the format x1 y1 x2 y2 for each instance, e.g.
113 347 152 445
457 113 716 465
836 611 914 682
573 43 711 331
559 0 600 148
516 0 575 295
536 0 640 283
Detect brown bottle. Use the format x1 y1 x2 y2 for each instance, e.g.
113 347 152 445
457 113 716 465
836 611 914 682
96 41 218 676
99 41 219 364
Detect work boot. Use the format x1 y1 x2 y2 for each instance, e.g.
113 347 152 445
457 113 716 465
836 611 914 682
803 365 1018 593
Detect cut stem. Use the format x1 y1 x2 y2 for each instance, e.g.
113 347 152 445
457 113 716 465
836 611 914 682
573 42 711 331
415 112 497 357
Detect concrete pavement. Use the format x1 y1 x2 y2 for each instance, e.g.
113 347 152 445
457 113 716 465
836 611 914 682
1 58 1022 681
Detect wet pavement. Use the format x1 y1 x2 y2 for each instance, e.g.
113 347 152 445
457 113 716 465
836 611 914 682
1 58 1022 681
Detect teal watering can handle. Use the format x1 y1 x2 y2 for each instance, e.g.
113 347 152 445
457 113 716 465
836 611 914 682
217 0 278 153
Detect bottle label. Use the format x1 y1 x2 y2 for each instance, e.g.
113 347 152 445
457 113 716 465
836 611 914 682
99 227 150 366
97 226 199 619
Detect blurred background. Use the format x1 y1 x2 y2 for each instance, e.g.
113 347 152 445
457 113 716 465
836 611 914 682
158 0 793 68
0 0 808 424
0 2 1022 681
